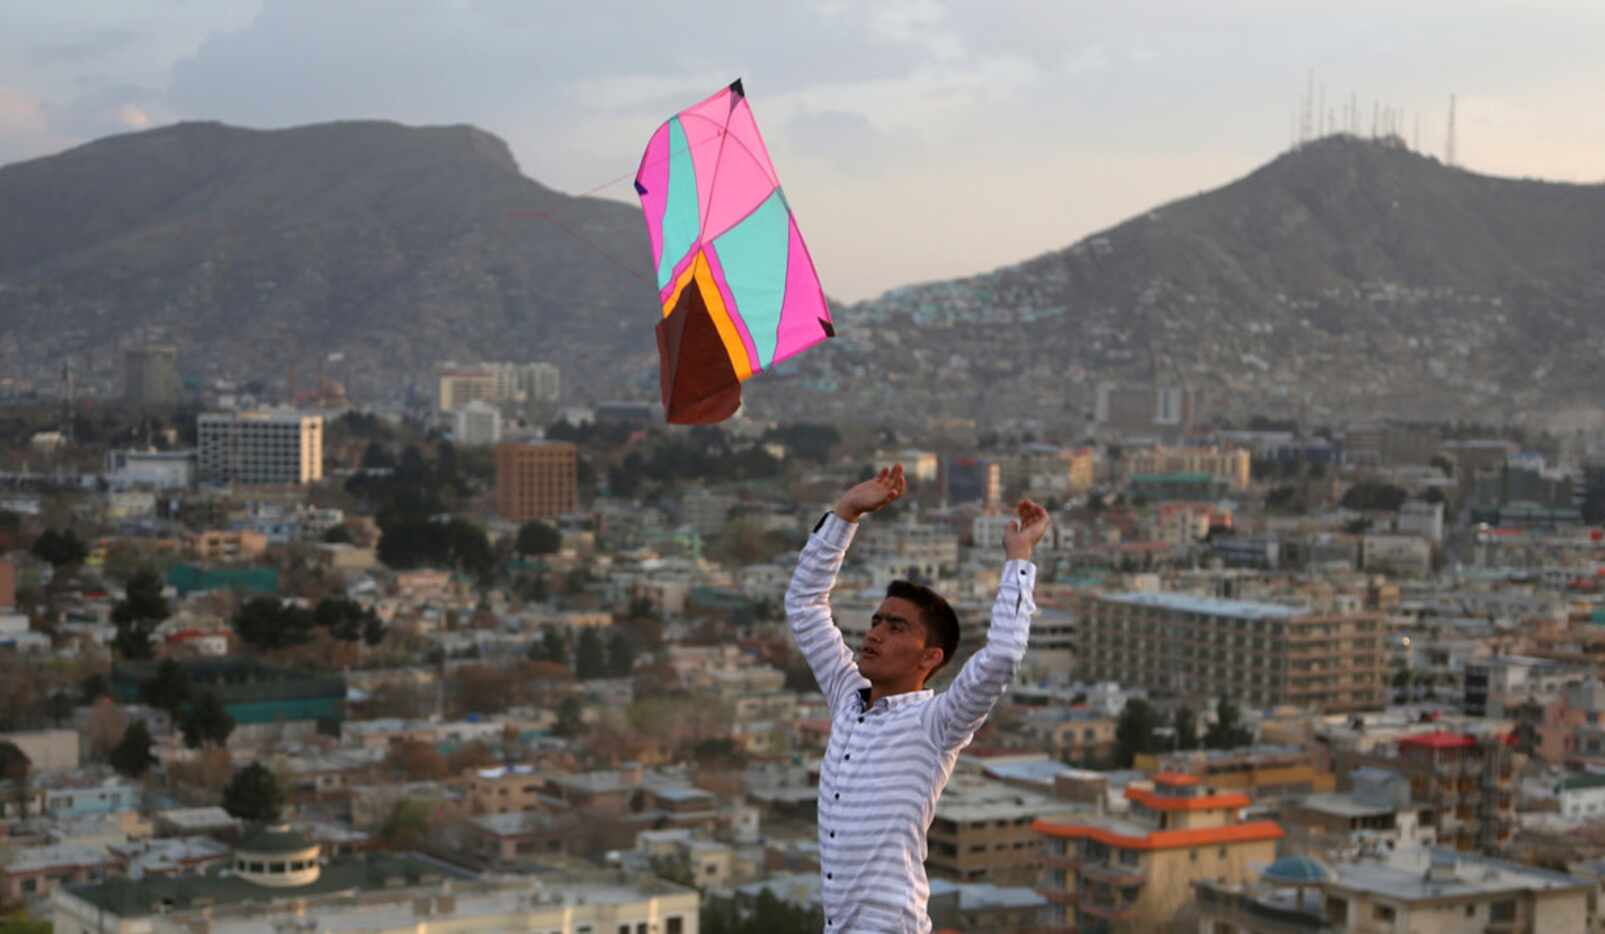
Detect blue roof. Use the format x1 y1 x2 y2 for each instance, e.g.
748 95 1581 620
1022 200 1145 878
1102 591 1304 620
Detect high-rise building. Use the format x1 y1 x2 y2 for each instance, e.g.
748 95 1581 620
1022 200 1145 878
1073 591 1387 712
123 346 180 408
453 400 503 446
436 369 500 413
495 441 577 521
939 456 1001 507
1033 774 1284 931
197 411 323 486
437 362 559 414
1094 381 1198 435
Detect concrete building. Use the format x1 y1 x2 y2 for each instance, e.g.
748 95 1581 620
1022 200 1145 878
436 367 500 413
124 345 180 408
1464 655 1588 719
53 825 699 933
940 456 1002 507
197 411 323 486
1072 591 1388 712
1284 768 1434 850
1194 846 1592 933
1398 499 1445 543
1094 381 1198 436
1033 773 1283 931
453 399 503 446
0 729 77 771
1365 731 1519 855
1121 445 1251 491
104 448 195 490
495 440 577 521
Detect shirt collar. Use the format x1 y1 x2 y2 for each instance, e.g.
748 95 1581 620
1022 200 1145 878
858 687 933 712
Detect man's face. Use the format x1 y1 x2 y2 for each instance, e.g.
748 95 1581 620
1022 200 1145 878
858 596 937 684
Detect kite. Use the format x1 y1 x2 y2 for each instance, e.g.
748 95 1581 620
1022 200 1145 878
634 79 834 424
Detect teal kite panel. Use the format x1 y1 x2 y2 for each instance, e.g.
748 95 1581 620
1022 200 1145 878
712 189 790 367
656 118 701 289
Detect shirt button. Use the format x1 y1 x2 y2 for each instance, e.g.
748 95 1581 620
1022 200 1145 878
827 873 833 880
834 792 840 799
844 754 851 761
830 831 835 838
857 716 864 723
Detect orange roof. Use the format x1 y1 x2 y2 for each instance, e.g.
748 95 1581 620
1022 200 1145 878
1126 786 1251 812
1153 772 1201 787
1398 731 1475 750
1032 817 1284 852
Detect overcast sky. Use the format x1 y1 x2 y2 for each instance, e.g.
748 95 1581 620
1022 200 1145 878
4 1 1603 301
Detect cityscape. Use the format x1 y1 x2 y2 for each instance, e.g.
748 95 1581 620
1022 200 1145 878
6 4 1605 933
2 347 1605 932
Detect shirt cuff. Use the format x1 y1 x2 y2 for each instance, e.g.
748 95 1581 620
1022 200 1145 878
1002 559 1037 590
812 512 859 550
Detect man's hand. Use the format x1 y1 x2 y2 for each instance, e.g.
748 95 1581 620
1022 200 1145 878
1004 499 1051 561
834 464 906 523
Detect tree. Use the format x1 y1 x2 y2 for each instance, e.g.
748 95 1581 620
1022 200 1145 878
180 692 236 750
222 762 284 823
1339 482 1409 513
553 696 585 738
388 740 448 781
30 528 87 569
141 659 193 715
606 630 638 678
111 569 169 661
0 741 31 819
1205 695 1254 751
45 691 76 727
232 597 316 651
1173 707 1199 751
321 525 354 545
377 799 435 850
529 627 568 666
575 628 606 680
446 741 499 774
85 698 130 760
109 720 157 778
515 520 562 556
1113 699 1158 768
315 597 381 643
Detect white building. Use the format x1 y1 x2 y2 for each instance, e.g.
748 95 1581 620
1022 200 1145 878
453 400 504 446
197 411 323 486
104 449 195 490
1397 499 1445 543
1555 773 1605 820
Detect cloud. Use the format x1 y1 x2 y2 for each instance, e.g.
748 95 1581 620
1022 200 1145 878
27 27 144 66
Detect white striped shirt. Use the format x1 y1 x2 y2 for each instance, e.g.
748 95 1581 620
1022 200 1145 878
786 513 1037 933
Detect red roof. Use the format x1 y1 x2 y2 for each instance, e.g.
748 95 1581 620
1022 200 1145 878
1033 817 1284 851
1399 731 1476 750
1154 772 1201 787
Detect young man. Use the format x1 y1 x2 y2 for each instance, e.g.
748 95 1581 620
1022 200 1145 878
786 464 1049 932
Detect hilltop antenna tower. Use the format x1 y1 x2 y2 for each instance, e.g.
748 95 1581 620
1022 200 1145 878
1445 94 1458 167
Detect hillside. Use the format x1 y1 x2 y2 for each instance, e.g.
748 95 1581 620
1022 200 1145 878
0 120 660 404
4 127 1603 425
748 135 1605 426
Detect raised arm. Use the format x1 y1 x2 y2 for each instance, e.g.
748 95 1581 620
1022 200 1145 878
785 466 906 714
928 500 1049 750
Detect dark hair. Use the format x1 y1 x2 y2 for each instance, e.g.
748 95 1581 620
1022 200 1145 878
885 580 960 680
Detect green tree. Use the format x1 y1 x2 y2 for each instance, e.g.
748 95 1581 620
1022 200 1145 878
141 659 193 715
515 520 562 556
574 628 606 680
232 597 316 651
109 720 157 778
316 597 382 643
377 799 434 849
112 569 170 661
1113 698 1158 768
30 528 87 569
180 692 236 749
528 627 568 666
1173 707 1199 751
1205 695 1254 751
222 762 284 823
321 525 354 545
553 695 585 738
606 630 638 678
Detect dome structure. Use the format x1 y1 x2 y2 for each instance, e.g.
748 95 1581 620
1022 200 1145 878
232 825 322 888
1262 855 1329 886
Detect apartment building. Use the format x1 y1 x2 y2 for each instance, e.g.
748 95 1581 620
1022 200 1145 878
1073 591 1387 712
197 411 323 486
494 440 577 521
1033 773 1283 931
1121 445 1251 490
1384 731 1519 855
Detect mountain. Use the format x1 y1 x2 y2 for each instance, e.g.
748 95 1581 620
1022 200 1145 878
0 120 660 404
746 135 1605 427
4 126 1603 425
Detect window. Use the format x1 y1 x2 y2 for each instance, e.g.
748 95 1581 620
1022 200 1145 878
667 918 684 934
1373 905 1396 922
1490 900 1516 922
618 926 629 934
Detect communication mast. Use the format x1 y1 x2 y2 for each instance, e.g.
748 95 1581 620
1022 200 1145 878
1445 94 1458 167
